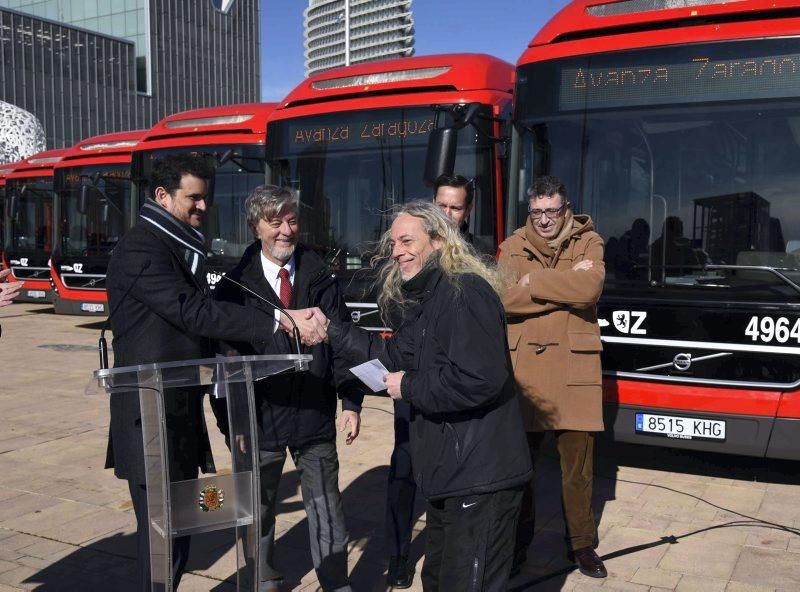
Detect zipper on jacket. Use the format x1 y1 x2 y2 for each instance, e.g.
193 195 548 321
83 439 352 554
470 557 480 591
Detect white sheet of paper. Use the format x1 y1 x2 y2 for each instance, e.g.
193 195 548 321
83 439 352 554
350 359 390 392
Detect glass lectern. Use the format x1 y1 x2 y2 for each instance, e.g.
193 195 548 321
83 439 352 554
92 354 311 591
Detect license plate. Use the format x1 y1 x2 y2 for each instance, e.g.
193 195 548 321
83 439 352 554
635 412 726 441
80 303 105 313
27 290 46 298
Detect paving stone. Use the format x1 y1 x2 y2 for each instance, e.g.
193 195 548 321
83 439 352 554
631 566 681 588
725 582 777 592
676 574 728 592
3 304 800 591
730 547 800 588
659 538 741 580
0 562 16 577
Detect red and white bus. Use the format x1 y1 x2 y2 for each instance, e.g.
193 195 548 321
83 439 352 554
508 0 800 459
51 130 145 315
130 103 278 283
266 53 513 330
0 162 18 266
3 149 67 303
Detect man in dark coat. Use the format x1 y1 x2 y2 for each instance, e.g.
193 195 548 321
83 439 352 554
104 155 326 590
323 201 532 591
212 185 362 592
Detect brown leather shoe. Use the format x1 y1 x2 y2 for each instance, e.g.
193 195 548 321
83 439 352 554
572 547 607 578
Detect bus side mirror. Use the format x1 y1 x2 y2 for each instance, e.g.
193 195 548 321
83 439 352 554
101 202 109 224
424 127 458 186
78 185 90 214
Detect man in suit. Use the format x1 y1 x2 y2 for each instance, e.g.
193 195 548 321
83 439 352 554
105 155 326 590
212 184 361 592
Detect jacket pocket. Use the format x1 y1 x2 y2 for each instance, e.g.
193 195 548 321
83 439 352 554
566 331 602 385
507 324 523 369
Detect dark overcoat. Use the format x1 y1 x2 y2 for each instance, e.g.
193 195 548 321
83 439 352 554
104 221 275 484
212 241 363 451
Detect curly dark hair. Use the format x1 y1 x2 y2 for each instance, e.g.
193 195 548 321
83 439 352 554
527 175 567 200
150 153 214 196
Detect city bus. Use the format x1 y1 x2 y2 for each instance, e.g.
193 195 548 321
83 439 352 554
130 103 278 284
50 130 145 315
266 53 513 330
0 162 17 265
3 148 67 303
507 0 800 459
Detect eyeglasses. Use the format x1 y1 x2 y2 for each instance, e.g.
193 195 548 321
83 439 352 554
528 203 567 220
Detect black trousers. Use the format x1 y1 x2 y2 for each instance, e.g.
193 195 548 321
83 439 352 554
421 487 523 592
386 399 417 559
128 482 191 591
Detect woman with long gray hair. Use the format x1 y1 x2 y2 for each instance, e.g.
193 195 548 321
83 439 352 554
320 201 531 591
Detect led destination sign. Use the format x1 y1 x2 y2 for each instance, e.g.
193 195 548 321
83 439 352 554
558 41 800 111
63 169 130 187
279 109 436 154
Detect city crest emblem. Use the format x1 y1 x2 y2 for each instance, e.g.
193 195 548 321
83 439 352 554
198 485 225 512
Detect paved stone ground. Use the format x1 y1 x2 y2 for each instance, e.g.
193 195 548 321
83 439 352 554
0 303 798 591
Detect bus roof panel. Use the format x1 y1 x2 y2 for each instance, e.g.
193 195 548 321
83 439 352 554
7 148 69 179
138 103 278 145
57 129 148 167
276 53 514 110
522 0 800 64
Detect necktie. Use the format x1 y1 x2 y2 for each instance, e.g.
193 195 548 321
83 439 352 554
278 268 292 308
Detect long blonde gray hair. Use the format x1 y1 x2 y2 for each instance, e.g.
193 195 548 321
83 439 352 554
372 201 503 311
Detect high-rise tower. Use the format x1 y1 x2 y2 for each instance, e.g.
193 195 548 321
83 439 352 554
304 0 414 76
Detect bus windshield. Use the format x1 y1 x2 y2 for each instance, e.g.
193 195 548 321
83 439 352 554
6 178 53 254
137 144 266 270
514 38 800 302
266 105 496 274
59 164 132 257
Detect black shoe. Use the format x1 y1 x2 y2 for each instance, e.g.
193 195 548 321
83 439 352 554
571 547 607 578
387 555 414 589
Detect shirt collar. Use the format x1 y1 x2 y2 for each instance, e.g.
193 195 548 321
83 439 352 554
260 250 295 282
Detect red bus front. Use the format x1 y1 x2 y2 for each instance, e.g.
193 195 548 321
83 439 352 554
51 130 145 315
509 0 800 459
4 149 67 304
266 53 513 330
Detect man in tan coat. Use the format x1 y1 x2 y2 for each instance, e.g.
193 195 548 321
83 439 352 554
499 175 607 579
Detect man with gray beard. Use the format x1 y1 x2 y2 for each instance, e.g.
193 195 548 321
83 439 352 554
212 185 360 592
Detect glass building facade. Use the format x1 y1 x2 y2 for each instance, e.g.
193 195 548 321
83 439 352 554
0 0 260 151
0 0 149 91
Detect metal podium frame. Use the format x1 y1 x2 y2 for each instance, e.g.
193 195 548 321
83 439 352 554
93 354 311 591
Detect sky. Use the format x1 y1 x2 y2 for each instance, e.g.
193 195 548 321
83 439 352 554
260 0 570 102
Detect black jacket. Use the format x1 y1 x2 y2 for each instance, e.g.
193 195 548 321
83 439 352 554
104 221 276 484
212 241 363 451
328 264 532 500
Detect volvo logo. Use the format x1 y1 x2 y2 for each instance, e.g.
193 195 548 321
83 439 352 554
673 353 692 371
351 311 362 323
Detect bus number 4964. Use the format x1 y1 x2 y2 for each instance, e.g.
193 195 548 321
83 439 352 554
744 315 800 343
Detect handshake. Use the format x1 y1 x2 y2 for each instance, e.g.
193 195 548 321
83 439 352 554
278 307 331 346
